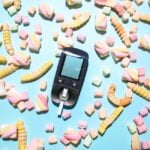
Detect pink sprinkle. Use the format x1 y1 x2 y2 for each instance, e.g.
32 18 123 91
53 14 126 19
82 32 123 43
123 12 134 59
129 33 138 43
19 30 28 40
45 123 54 132
137 67 145 77
34 24 42 35
60 136 70 145
78 120 87 129
134 115 144 126
139 108 148 117
141 141 150 150
94 101 102 109
25 100 35 110
14 15 22 24
22 16 30 26
65 28 73 37
55 13 64 22
137 123 148 134
129 51 137 62
106 36 114 47
77 33 86 43
79 129 88 138
139 76 145 84
62 111 71 120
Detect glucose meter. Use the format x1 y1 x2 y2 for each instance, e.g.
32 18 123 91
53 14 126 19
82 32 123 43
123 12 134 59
51 47 89 116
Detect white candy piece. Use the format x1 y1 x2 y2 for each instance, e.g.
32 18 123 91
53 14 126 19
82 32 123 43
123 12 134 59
92 76 102 87
39 80 47 91
121 57 130 67
83 134 92 148
98 108 107 120
103 66 111 77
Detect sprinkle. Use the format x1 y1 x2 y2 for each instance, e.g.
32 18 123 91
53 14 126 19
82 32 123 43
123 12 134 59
22 16 30 26
7 6 17 16
48 135 57 144
103 66 111 77
121 57 130 68
78 120 88 129
106 36 114 47
65 28 73 37
79 129 88 138
102 6 111 15
92 76 102 87
137 123 148 134
129 51 137 62
55 13 64 22
62 111 71 120
19 30 28 40
134 115 144 126
94 90 103 98
89 129 98 139
137 67 145 77
17 101 26 112
28 6 36 17
25 100 35 110
77 33 86 43
141 141 150 150
20 40 28 50
129 33 138 43
139 108 148 117
10 23 19 32
85 104 95 116
34 24 42 35
127 122 137 134
98 108 107 120
83 134 92 148
39 80 47 91
94 101 102 109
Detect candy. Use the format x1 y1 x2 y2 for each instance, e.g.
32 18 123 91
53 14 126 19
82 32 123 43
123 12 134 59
141 141 150 150
20 40 28 50
66 0 82 6
108 84 132 107
34 24 42 35
89 129 98 139
64 146 73 150
35 93 49 113
92 76 102 87
139 108 148 117
125 88 133 98
48 135 57 144
99 106 124 135
83 134 92 148
62 111 71 120
110 16 131 47
103 66 111 77
94 90 103 98
130 24 138 34
129 33 138 43
127 82 150 101
122 13 129 22
95 41 110 58
2 0 14 8
16 120 27 150
127 122 137 134
45 123 54 132
131 133 140 150
65 28 73 37
137 67 145 77
137 123 148 134
79 129 88 138
134 115 144 126
98 108 107 120
55 13 64 22
0 55 7 65
14 0 21 11
28 33 41 53
28 6 36 17
106 36 114 47
139 35 150 51
139 76 145 84
85 104 95 116
121 57 130 68
39 80 47 91
95 13 107 32
55 49 62 57
0 80 6 97
140 14 150 23
60 136 70 145
94 101 102 109
132 11 140 22
19 30 28 40
15 15 22 24
114 3 126 17
129 51 137 62
17 101 26 112
38 3 54 20
7 6 17 16
61 12 91 31
22 16 30 26
20 60 53 83
135 0 143 5
27 138 44 150
78 120 88 129
53 32 59 41
144 77 150 89
102 6 111 15
2 24 15 55
25 100 35 110
77 33 86 43
95 0 116 8
10 23 19 32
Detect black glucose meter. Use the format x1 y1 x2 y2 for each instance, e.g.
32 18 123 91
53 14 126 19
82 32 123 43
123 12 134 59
51 47 89 116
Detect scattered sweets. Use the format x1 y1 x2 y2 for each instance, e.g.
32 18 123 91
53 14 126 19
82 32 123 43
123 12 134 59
55 13 64 22
45 123 54 132
83 134 92 148
19 30 28 40
89 129 98 139
48 135 57 144
127 122 137 134
121 57 130 68
102 6 111 15
106 36 114 47
77 33 86 43
10 23 19 32
141 141 150 150
34 24 42 35
62 111 71 120
28 6 36 17
134 115 144 126
78 120 88 129
98 108 107 120
103 66 111 77
94 90 103 98
94 101 102 109
85 104 95 116
137 123 148 134
39 80 47 91
22 16 30 26
92 76 102 87
139 35 150 51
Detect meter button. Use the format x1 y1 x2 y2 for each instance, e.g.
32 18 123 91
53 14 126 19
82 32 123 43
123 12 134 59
72 82 77 87
58 78 63 83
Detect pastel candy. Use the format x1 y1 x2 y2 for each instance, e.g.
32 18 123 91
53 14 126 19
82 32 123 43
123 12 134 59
2 0 14 8
0 80 6 97
98 108 107 120
28 33 41 53
129 51 137 62
129 33 138 43
89 129 98 139
135 0 143 5
83 134 92 148
144 77 150 88
141 141 150 150
27 138 44 150
134 115 144 126
53 32 59 41
146 103 150 112
19 30 28 40
102 6 111 15
77 33 86 43
64 146 73 150
5 82 14 91
39 80 47 91
139 108 148 117
137 123 148 134
14 15 22 24
127 122 137 134
45 123 54 132
20 40 28 50
103 66 111 77
137 67 145 76
125 88 133 98
48 135 57 144
65 28 73 37
122 13 129 22
79 129 88 138
132 11 140 22
34 24 42 35
78 120 87 129
92 76 102 87
94 90 103 98
121 57 130 68
139 35 150 51
62 111 71 120
85 104 95 116
106 36 114 47
38 3 54 20
55 13 64 22
139 76 145 84
7 6 17 16
60 136 70 145
25 100 35 110
131 133 140 150
10 23 19 32
28 6 36 17
66 0 82 6
94 101 102 109
114 3 126 17
22 16 30 26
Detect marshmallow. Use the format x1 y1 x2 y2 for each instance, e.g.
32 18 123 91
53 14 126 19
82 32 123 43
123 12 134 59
127 122 137 134
48 135 57 144
94 90 103 98
78 120 88 129
79 129 88 138
114 3 126 17
98 108 107 120
137 123 148 134
55 13 64 22
102 6 111 15
94 101 102 109
130 24 138 34
85 104 95 116
106 36 114 47
132 11 140 22
122 13 129 22
139 35 150 51
27 138 44 150
139 76 145 84
129 33 138 43
62 111 71 120
25 100 35 110
10 23 19 32
17 101 26 112
60 136 70 145
34 24 42 35
77 33 86 43
121 57 130 68
139 108 148 117
19 30 28 40
134 115 144 126
65 28 73 37
129 51 137 62
89 129 98 139
28 6 36 17
92 76 102 87
137 67 145 77
39 80 47 91
103 66 111 77
141 141 150 150
20 40 28 50
14 15 22 24
22 16 30 26
83 134 92 148
45 123 54 132
7 6 17 16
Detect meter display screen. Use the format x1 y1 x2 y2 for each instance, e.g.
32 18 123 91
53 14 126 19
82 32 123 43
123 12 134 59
61 55 83 80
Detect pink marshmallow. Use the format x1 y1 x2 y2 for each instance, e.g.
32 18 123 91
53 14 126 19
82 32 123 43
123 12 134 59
22 16 30 26
137 123 148 134
65 28 73 37
34 24 42 35
28 6 36 17
77 33 86 43
55 13 64 22
78 120 88 129
137 67 145 77
89 129 98 139
134 115 144 126
141 141 150 150
45 123 54 132
146 103 150 112
94 90 103 98
14 15 22 24
64 132 81 141
106 36 114 47
114 3 126 17
139 108 148 117
130 24 138 34
25 100 35 110
20 40 28 50
79 129 88 138
139 76 145 84
129 33 138 43
17 101 26 112
62 111 71 120
48 135 57 144
19 30 28 40
60 136 70 145
94 101 102 109
129 51 137 62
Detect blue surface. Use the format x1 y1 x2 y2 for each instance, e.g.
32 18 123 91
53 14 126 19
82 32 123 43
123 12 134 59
0 0 150 150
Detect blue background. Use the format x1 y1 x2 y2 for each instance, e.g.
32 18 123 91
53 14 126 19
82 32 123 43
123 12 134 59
0 0 150 149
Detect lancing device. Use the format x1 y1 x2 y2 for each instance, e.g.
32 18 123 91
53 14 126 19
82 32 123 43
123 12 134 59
51 47 89 116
